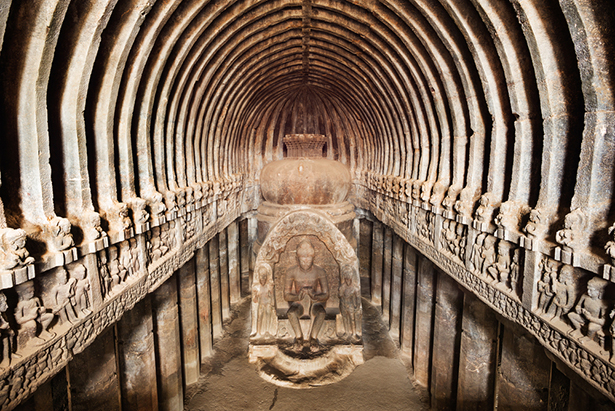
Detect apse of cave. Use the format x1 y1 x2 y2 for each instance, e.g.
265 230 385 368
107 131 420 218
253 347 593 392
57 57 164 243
0 0 614 410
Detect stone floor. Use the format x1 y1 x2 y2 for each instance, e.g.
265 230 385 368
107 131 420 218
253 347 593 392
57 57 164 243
185 298 429 411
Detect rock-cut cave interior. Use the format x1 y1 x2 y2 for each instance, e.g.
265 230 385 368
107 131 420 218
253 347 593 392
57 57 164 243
0 0 614 410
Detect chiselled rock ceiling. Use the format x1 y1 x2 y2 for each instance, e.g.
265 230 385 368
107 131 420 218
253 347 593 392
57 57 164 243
0 0 613 261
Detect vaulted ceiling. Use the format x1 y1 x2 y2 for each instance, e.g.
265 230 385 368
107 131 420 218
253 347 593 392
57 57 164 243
0 0 613 258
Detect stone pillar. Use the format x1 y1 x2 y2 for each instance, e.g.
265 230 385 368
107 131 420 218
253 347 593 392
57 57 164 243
14 377 54 411
401 244 417 358
209 236 223 339
196 246 213 360
569 381 613 410
67 327 120 411
178 258 200 386
248 216 257 275
239 218 250 296
382 227 393 323
431 271 463 410
219 228 230 321
371 221 384 307
227 221 241 305
116 296 158 411
456 293 498 411
359 218 373 298
152 277 183 411
495 323 551 410
414 255 435 388
389 235 404 341
547 363 569 411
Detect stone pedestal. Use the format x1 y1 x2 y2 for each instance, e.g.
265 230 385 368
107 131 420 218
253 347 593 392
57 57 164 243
152 277 183 411
401 244 417 358
371 222 384 308
178 258 200 386
456 294 498 411
117 296 158 411
414 256 435 387
196 246 213 360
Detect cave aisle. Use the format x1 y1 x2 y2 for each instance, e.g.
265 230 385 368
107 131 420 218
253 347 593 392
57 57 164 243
184 298 428 411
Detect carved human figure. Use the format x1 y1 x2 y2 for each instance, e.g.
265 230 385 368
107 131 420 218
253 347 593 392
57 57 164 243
0 292 16 368
165 191 178 213
480 236 497 276
132 198 150 225
119 241 133 277
339 265 361 342
537 261 557 313
71 264 91 316
118 203 132 230
488 241 511 285
148 191 167 219
108 245 125 288
83 211 107 242
49 217 74 252
547 265 575 319
284 240 329 350
568 277 610 343
509 250 520 293
469 233 486 273
98 250 112 298
52 268 78 325
253 264 275 338
14 281 55 349
0 228 34 270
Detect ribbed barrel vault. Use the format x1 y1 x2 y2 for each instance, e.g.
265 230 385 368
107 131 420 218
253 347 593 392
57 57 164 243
0 0 612 254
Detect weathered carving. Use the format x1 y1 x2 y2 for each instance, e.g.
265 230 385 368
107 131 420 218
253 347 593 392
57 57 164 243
546 265 575 320
14 281 55 350
51 268 78 325
97 250 112 299
48 217 74 252
147 192 167 220
339 265 361 343
474 193 494 223
556 208 587 252
83 211 107 243
146 226 170 265
568 277 611 347
284 240 329 351
487 241 511 284
165 191 178 215
252 263 276 339
429 180 448 209
0 228 34 270
131 198 150 225
70 264 91 316
440 219 466 263
0 292 16 368
537 258 559 313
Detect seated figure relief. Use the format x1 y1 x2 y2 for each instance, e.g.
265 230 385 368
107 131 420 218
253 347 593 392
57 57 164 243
284 240 329 352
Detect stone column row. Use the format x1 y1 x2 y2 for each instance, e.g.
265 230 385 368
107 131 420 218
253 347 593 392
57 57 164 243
356 217 614 411
37 232 236 411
